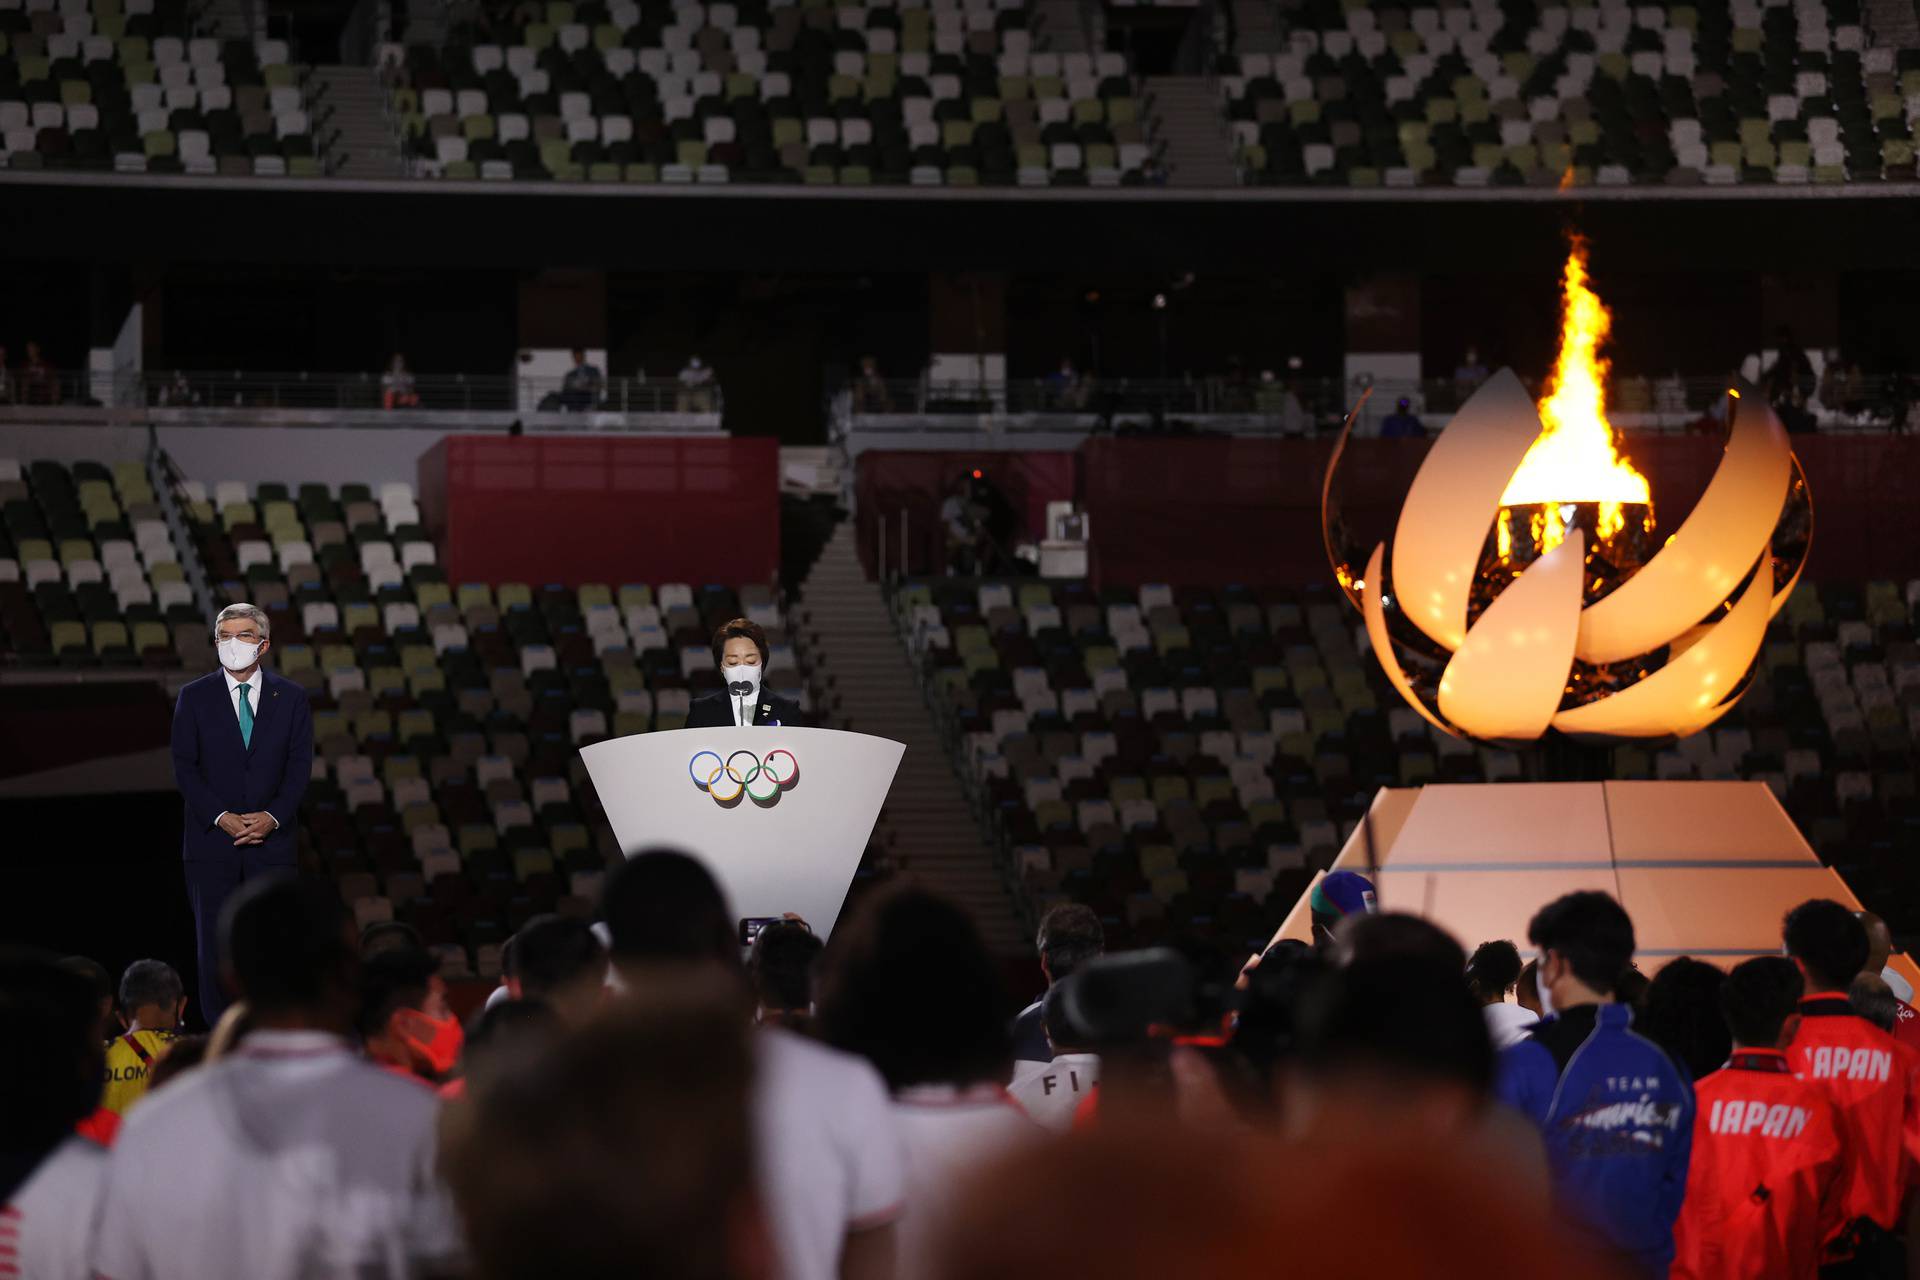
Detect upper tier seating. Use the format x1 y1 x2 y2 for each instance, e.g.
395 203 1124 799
385 0 1155 185
1220 0 1920 186
0 0 321 175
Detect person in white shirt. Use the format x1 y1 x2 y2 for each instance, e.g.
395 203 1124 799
1465 940 1537 1050
1007 990 1098 1132
817 888 1039 1279
0 951 111 1280
89 875 463 1280
601 850 904 1280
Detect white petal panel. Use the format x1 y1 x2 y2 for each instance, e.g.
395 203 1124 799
1575 391 1791 665
1553 555 1773 739
1361 542 1461 739
1391 369 1543 650
1437 529 1585 741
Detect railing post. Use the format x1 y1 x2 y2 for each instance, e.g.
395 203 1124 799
900 507 909 580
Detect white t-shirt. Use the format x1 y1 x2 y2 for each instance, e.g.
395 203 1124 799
1007 1054 1099 1132
1483 1000 1539 1050
753 1029 906 1280
89 1029 463 1280
891 1085 1039 1279
3 1135 107 1279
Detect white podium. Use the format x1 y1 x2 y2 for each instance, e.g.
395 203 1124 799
579 727 905 939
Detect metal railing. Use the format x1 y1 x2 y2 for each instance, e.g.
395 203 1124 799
843 372 1920 433
3 369 725 416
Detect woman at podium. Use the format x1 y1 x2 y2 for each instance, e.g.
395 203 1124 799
685 618 807 729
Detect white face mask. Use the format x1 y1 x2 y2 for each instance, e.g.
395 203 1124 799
218 637 262 672
725 662 762 698
1535 961 1556 1018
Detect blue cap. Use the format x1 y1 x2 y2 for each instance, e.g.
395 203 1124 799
1311 871 1378 918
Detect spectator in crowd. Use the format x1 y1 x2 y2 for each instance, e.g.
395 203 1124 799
561 347 604 411
0 950 111 1279
1671 956 1844 1280
443 987 770 1280
89 873 464 1280
1764 327 1816 411
442 998 560 1102
381 353 421 409
1615 371 1653 413
144 1034 208 1094
1782 898 1920 1271
158 370 200 407
750 919 823 1033
57 955 124 1145
1008 988 1099 1131
1495 891 1694 1276
1637 957 1731 1083
358 943 460 1084
1515 958 1544 1019
852 356 891 413
601 849 904 1280
940 473 984 577
1287 941 1549 1201
1655 369 1689 416
1011 902 1105 1063
1819 351 1864 418
1379 396 1426 438
509 913 607 1026
1858 910 1914 1003
1850 972 1901 1034
20 340 57 405
1308 870 1377 951
1453 345 1489 400
1466 940 1536 1050
101 959 186 1117
0 344 13 403
818 886 1035 1277
1044 357 1084 410
679 354 717 412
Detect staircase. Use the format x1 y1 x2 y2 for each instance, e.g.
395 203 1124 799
1143 74 1240 186
796 522 1028 957
313 65 405 178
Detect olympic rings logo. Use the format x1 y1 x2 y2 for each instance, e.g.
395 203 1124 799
689 748 799 806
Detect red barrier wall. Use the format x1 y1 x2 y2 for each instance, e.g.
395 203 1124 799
1083 434 1920 589
418 436 779 587
854 450 1080 578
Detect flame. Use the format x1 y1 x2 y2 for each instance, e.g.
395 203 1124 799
1499 236 1651 516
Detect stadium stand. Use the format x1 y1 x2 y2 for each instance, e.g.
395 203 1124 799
0 457 199 667
893 575 1920 949
1219 0 1920 186
383 0 1156 185
0 0 322 176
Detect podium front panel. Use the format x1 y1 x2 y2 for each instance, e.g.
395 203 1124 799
580 727 905 939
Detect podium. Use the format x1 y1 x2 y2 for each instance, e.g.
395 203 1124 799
1275 780 1920 988
580 727 905 939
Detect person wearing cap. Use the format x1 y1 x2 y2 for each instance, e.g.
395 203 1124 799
1310 871 1377 951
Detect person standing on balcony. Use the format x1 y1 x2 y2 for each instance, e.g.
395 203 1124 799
678 354 716 412
561 348 604 411
381 353 420 410
21 340 57 405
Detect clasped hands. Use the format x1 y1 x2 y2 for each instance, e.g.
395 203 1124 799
217 812 277 845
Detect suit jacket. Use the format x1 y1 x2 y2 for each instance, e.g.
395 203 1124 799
170 668 314 863
683 689 806 729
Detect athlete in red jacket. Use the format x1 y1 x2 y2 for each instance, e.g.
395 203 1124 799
1783 900 1920 1268
1673 957 1844 1280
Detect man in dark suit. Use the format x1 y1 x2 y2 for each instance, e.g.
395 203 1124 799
683 617 806 729
169 602 314 1023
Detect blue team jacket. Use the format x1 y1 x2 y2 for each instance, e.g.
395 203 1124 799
1495 1003 1695 1277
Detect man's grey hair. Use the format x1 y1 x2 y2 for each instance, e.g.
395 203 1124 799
213 602 270 639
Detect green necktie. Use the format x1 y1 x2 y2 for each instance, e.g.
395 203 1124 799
237 682 254 748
